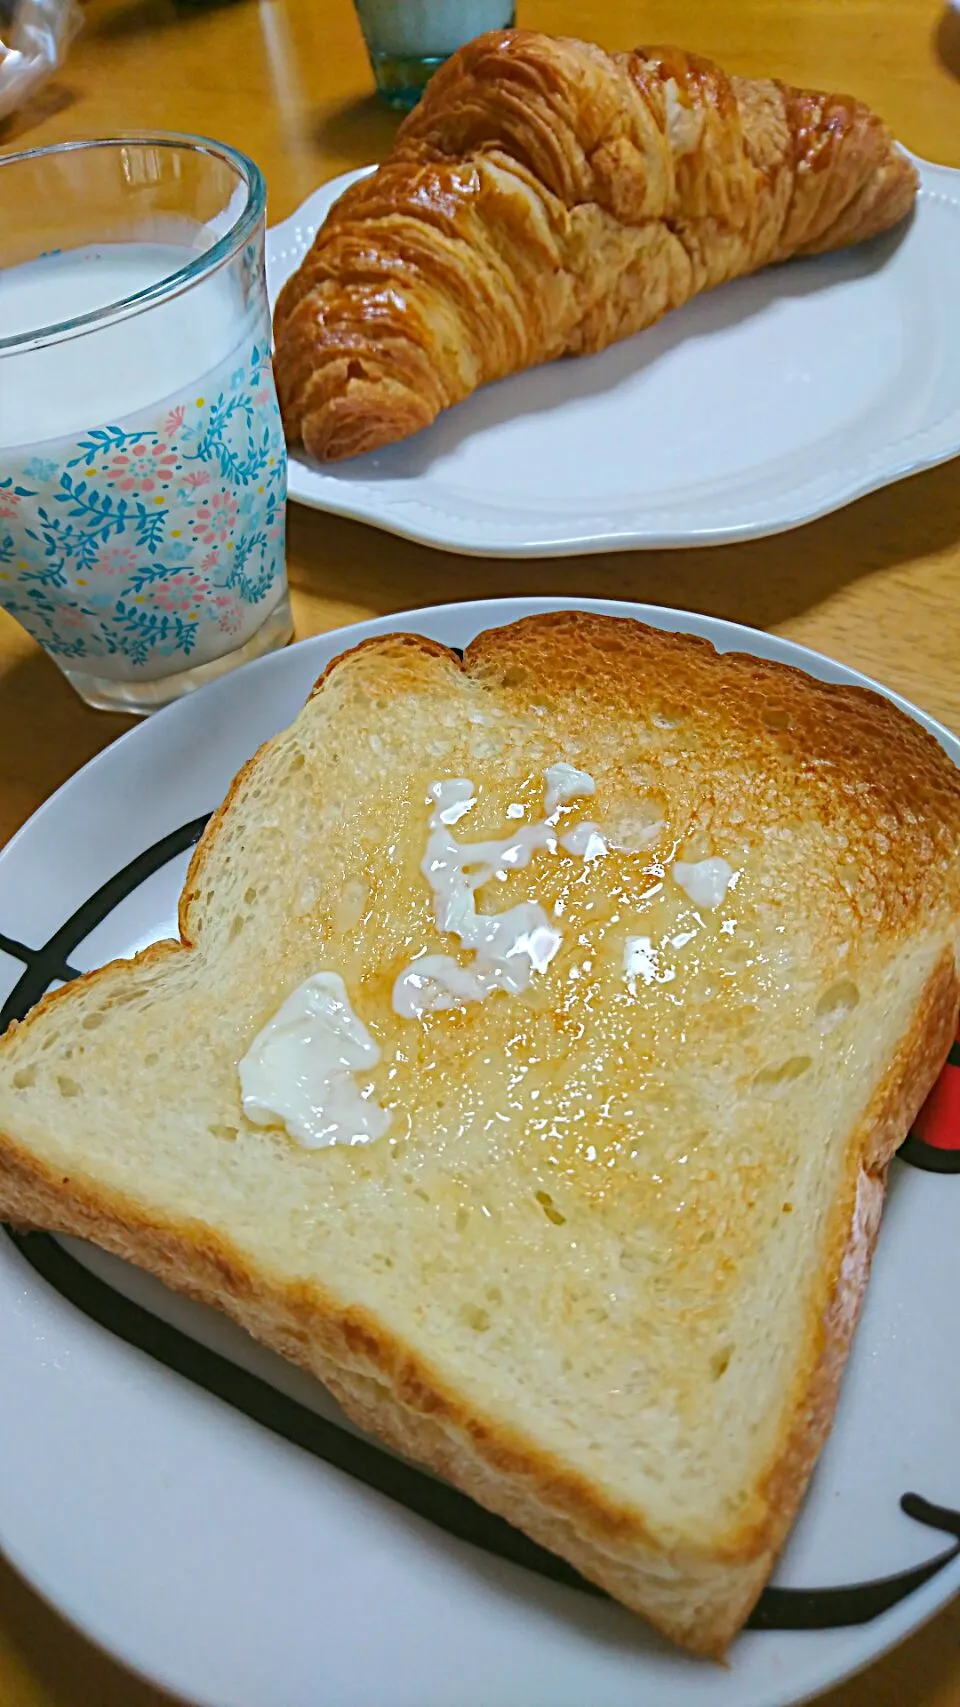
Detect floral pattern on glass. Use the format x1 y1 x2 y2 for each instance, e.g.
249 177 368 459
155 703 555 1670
0 335 286 673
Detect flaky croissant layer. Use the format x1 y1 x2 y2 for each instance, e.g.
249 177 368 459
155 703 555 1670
273 30 917 462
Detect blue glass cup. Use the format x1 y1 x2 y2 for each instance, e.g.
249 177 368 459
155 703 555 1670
0 135 292 714
353 0 516 111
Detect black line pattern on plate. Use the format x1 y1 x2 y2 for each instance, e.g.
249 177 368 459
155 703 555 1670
0 814 210 1034
1 814 958 1633
750 1496 960 1630
897 1038 960 1173
896 1134 960 1175
0 932 80 983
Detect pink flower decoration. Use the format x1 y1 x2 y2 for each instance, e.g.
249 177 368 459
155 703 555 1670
200 549 219 571
152 568 207 613
97 545 139 578
106 441 178 494
164 406 186 435
183 470 211 491
189 487 239 547
0 492 20 519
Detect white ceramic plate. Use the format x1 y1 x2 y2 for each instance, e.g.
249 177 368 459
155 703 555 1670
267 154 960 557
0 598 958 1707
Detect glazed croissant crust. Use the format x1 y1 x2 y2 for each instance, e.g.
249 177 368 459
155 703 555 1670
273 30 917 462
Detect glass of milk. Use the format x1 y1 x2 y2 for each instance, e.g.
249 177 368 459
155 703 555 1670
0 135 292 714
353 0 515 110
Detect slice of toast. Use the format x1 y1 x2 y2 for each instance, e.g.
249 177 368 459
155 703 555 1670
0 613 958 1656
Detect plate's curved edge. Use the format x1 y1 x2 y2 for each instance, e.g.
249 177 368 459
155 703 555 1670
283 440 958 558
900 147 960 185
270 154 960 557
268 166 375 249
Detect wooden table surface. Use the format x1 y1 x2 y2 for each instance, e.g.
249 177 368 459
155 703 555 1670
1 0 959 1701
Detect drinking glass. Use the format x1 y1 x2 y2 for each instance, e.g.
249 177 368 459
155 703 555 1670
0 134 292 714
353 0 516 110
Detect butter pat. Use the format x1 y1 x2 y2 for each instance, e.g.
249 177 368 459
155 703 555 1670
561 821 607 861
239 972 390 1149
393 765 598 1020
672 857 736 910
544 762 596 815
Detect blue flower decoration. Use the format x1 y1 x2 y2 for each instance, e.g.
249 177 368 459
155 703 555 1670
22 458 59 482
0 324 287 670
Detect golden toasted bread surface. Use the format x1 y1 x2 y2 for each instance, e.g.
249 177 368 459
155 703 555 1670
0 613 957 1654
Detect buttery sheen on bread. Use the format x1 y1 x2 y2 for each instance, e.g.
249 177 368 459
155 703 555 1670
273 30 918 461
1 614 958 1655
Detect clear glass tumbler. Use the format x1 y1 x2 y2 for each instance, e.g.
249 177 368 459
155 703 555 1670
353 0 516 111
0 134 292 714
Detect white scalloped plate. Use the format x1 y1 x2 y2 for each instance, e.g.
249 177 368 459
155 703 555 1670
266 153 960 555
0 598 958 1707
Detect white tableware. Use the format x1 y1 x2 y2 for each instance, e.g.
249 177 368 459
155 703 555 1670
267 154 960 556
0 597 957 1707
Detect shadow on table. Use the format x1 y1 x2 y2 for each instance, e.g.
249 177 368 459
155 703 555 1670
287 453 960 642
0 79 76 145
0 1549 191 1706
935 3 960 78
90 0 254 43
817 1593 960 1705
311 91 400 164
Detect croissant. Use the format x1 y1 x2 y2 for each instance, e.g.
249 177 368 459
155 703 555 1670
273 30 917 463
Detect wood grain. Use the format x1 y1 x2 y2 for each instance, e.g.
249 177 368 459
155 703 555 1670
1 0 958 1701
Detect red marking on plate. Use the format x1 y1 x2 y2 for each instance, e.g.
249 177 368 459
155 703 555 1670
912 1028 960 1151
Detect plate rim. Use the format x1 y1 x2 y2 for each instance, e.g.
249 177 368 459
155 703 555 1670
0 594 958 1707
269 153 960 557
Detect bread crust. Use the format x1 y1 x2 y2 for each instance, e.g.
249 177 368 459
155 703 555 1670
1 613 958 1656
